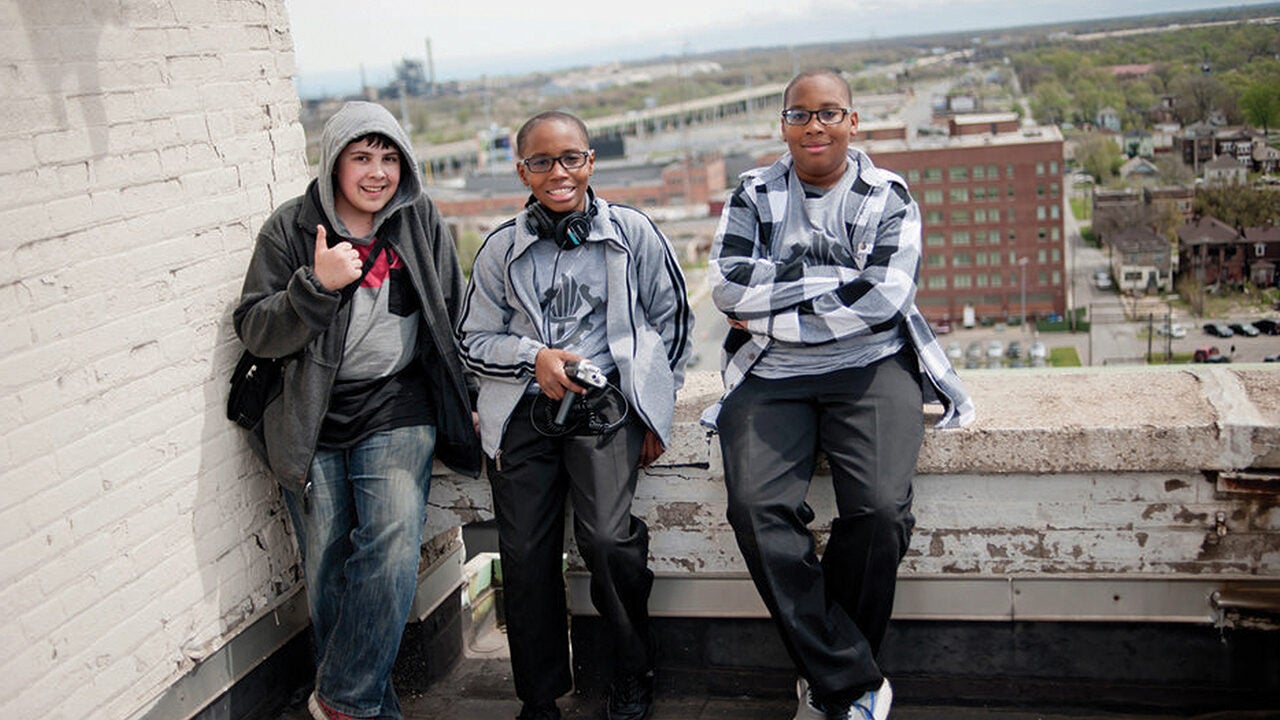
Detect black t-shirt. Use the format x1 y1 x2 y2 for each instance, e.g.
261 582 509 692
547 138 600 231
318 358 435 449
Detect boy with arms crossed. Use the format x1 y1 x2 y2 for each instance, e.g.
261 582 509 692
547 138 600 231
703 70 974 720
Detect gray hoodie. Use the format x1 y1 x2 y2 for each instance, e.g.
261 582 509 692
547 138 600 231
316 101 422 241
233 101 481 487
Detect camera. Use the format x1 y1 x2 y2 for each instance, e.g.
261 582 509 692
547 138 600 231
564 359 606 389
555 359 607 425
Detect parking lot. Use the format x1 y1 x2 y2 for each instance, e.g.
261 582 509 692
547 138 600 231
938 317 1280 370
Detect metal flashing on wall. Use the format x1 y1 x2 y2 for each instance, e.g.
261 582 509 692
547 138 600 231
567 572 1278 625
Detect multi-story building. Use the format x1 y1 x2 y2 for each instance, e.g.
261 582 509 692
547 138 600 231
430 154 727 218
860 114 1067 326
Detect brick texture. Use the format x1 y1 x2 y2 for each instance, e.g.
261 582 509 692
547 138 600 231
0 1 308 716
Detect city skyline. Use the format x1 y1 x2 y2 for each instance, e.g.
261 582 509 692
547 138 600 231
284 0 1278 98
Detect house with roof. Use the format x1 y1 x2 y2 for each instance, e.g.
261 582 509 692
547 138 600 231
1203 155 1248 186
1242 224 1280 288
1253 144 1280 176
1096 106 1122 133
1119 156 1160 184
1178 122 1217 171
1123 129 1154 159
1149 123 1180 156
1110 226 1173 294
1214 126 1262 165
1091 187 1144 245
1144 185 1196 226
1106 63 1154 79
1177 216 1245 287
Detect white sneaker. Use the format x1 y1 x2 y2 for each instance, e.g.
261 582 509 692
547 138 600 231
794 677 893 720
792 678 826 720
848 678 893 720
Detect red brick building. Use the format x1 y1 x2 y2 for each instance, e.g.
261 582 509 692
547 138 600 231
431 155 727 219
861 117 1067 326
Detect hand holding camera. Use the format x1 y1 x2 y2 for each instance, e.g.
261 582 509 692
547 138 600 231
556 359 607 425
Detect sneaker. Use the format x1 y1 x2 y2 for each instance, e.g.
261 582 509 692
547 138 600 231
307 691 356 720
794 677 893 720
516 700 562 720
607 670 655 720
793 678 825 720
840 678 894 720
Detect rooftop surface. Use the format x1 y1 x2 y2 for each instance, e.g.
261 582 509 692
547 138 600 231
273 619 1270 720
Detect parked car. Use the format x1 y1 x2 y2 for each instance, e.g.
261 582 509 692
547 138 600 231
1203 323 1234 338
1093 270 1113 290
1229 322 1260 337
1265 353 1280 363
946 341 963 361
965 341 984 361
1029 341 1048 365
1254 319 1280 336
935 319 953 334
1006 340 1022 359
1193 346 1230 363
986 340 1004 359
1155 322 1187 338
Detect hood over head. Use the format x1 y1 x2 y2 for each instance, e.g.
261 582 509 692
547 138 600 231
317 101 422 241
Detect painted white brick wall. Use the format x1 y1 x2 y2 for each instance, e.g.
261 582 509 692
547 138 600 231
0 1 310 717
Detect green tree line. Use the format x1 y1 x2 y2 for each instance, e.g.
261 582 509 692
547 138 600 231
1013 23 1280 131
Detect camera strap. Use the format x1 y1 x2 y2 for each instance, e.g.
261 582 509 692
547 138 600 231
529 381 630 437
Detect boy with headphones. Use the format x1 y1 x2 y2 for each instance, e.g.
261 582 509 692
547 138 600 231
456 111 693 720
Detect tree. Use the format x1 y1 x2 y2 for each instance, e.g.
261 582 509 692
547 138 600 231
1173 74 1229 125
1195 185 1280 229
1076 133 1122 184
1240 80 1280 135
1030 80 1070 125
1154 155 1194 186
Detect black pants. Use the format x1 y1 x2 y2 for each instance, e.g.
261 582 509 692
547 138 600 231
717 351 924 703
488 397 654 705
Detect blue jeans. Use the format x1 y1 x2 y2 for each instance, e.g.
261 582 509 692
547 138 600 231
282 425 437 719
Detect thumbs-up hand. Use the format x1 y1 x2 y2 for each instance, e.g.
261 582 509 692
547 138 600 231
312 225 362 291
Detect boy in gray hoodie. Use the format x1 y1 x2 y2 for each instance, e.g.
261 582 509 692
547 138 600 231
234 101 480 719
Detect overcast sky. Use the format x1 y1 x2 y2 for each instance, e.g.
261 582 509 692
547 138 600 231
283 0 1276 95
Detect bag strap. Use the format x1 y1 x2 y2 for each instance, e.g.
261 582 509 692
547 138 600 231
339 233 392 306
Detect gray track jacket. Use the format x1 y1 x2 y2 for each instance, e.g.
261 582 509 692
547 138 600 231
456 196 693 459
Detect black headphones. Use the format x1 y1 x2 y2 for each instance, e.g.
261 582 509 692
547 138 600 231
524 189 597 250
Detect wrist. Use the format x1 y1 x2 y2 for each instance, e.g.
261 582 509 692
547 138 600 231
303 266 340 295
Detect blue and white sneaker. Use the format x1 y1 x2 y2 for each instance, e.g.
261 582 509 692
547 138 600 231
794 677 893 720
847 678 893 720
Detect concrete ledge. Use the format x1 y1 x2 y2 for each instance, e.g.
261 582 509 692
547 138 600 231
425 365 1280 601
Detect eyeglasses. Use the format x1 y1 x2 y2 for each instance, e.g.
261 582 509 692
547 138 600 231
520 150 593 173
781 108 852 126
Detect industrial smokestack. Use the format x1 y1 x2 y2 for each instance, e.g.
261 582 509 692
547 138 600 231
425 38 436 96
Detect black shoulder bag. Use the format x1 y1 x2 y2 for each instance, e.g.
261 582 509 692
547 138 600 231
227 234 391 431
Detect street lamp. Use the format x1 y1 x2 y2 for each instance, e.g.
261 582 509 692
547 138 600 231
1019 256 1029 332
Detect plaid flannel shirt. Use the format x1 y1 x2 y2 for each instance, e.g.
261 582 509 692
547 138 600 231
700 148 975 431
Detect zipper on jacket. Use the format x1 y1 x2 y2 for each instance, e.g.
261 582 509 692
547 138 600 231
494 449 503 473
302 480 313 515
